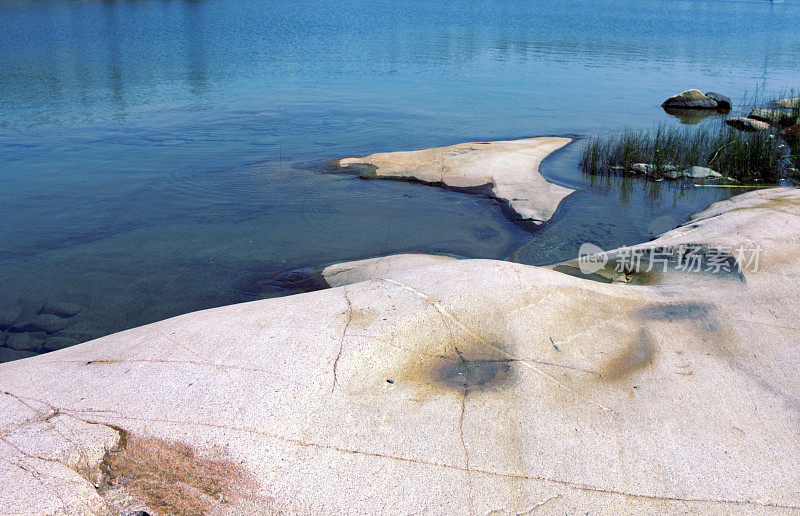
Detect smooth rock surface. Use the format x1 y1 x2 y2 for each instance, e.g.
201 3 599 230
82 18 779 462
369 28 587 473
725 117 771 132
323 253 460 287
661 89 718 109
337 138 574 223
1 187 800 513
681 166 722 179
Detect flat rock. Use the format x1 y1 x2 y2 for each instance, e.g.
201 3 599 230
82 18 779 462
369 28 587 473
5 332 47 352
705 91 732 110
39 301 82 318
337 137 574 224
12 313 74 334
725 117 771 132
661 89 718 109
775 96 800 109
1 188 800 513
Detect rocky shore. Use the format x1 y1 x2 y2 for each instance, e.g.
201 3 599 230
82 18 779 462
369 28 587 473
1 132 799 513
337 137 573 224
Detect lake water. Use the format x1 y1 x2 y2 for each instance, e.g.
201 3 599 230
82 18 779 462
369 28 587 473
1 0 799 360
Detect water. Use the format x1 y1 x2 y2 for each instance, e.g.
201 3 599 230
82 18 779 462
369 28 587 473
1 0 799 360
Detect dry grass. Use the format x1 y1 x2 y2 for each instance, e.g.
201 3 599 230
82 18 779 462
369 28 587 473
94 429 256 515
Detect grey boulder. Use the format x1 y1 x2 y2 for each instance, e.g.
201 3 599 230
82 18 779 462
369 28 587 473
661 89 718 109
725 117 771 132
705 92 732 110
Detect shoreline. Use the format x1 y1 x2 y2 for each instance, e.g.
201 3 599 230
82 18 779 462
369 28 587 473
2 137 800 513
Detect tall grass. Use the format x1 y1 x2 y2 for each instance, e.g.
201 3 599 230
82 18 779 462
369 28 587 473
580 91 799 182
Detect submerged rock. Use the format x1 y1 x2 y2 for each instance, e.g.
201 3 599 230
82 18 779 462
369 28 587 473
705 92 732 110
661 89 718 109
337 138 573 224
0 347 38 362
725 117 771 132
748 108 796 128
39 301 82 318
0 301 22 329
5 331 46 352
42 336 79 352
12 313 74 334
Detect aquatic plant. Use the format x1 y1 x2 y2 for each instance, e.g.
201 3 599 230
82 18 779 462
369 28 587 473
580 92 799 182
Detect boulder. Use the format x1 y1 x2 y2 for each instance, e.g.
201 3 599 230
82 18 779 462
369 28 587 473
42 336 79 352
0 301 22 329
775 96 800 109
725 117 771 132
5 331 46 352
39 301 82 318
748 108 795 128
681 166 722 179
12 313 74 334
705 92 732 110
661 89 718 109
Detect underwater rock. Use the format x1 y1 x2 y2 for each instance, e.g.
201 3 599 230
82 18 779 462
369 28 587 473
5 331 46 352
0 301 22 329
39 301 82 318
12 313 74 334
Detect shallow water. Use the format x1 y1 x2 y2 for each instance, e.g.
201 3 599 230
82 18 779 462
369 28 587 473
1 0 799 359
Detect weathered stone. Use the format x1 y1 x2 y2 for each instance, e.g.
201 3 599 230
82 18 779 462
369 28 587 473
338 138 573 224
5 331 46 352
681 166 722 179
748 108 796 128
39 301 82 318
725 117 771 132
775 96 800 109
0 301 22 329
12 313 74 334
661 89 718 109
705 92 732 110
42 336 79 352
629 163 654 174
2 183 800 513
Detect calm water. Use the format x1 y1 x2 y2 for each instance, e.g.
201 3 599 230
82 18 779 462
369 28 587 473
1 0 799 359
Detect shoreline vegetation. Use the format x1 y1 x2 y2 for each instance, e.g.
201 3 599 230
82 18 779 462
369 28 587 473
580 90 800 182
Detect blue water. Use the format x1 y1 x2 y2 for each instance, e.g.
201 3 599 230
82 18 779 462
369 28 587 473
1 0 799 359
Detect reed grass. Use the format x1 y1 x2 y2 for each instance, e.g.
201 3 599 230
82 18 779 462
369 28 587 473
580 91 799 182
